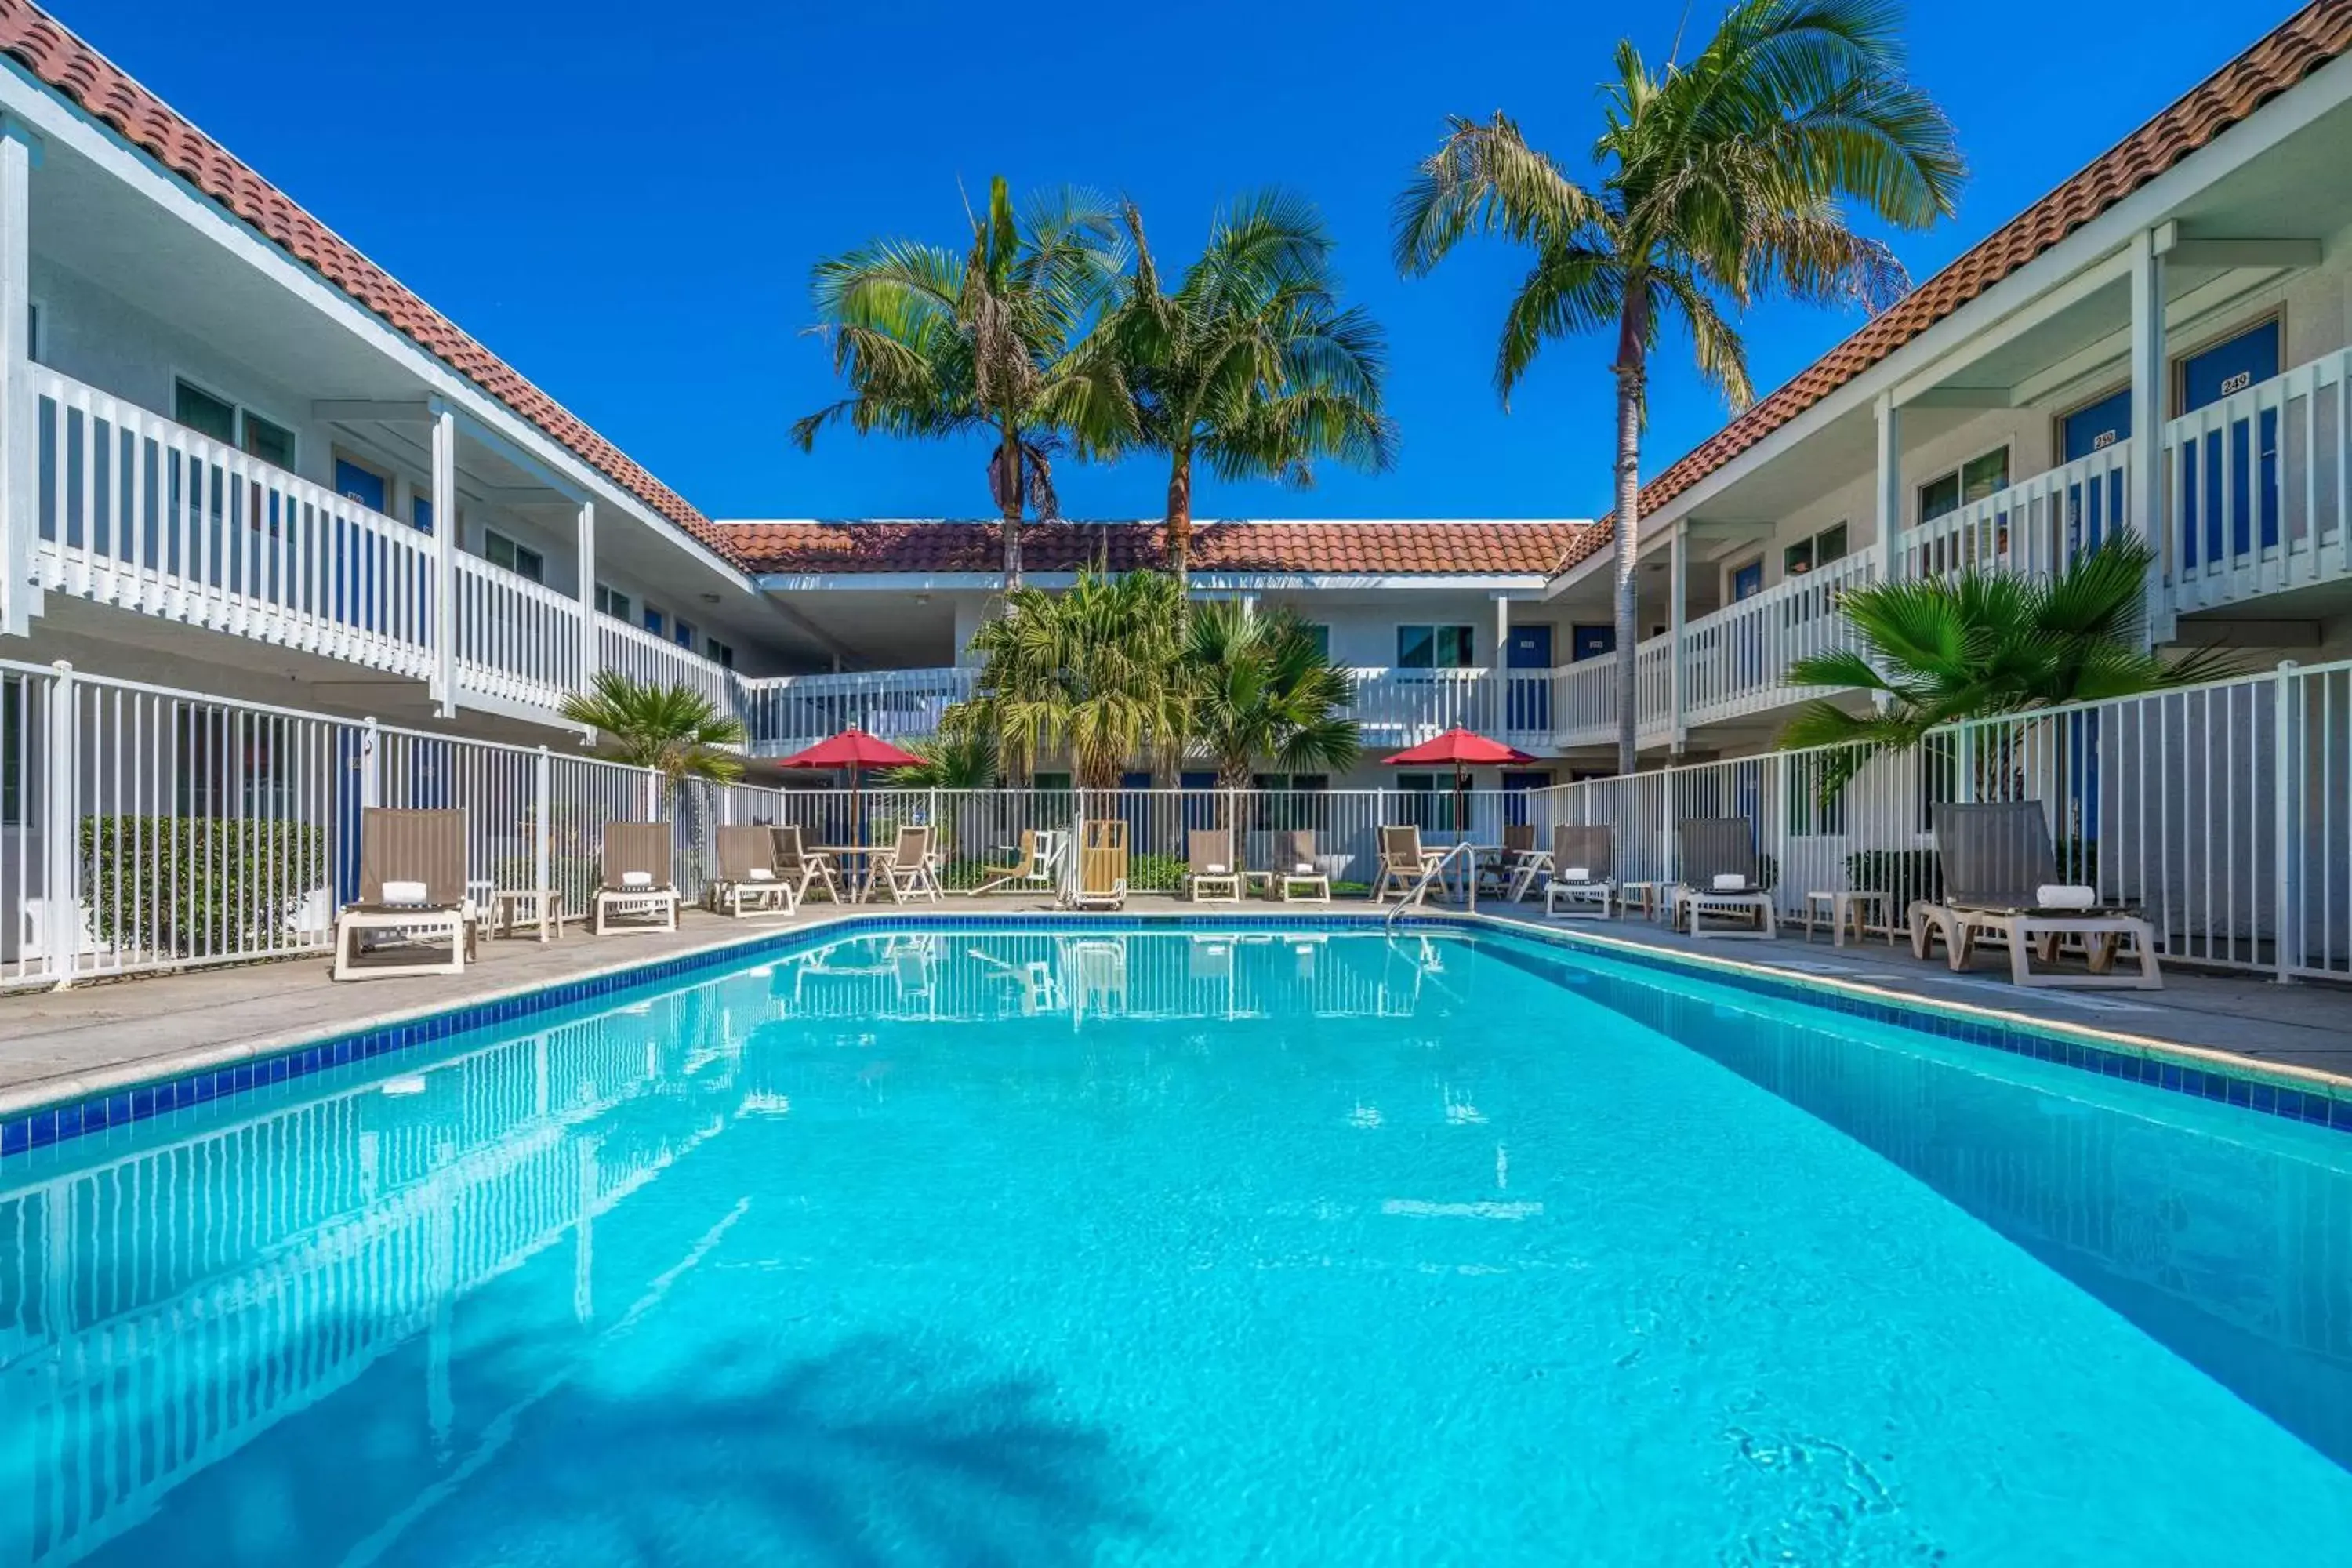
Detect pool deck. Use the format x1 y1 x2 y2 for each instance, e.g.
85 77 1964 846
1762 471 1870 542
0 893 2346 1120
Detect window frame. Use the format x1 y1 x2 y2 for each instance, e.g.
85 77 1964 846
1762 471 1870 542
1397 623 1476 670
593 583 632 622
174 375 296 470
706 637 735 670
1915 443 2012 526
482 528 546 584
1782 521 1850 577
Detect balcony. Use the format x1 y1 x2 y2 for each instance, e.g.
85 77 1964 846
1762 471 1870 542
739 666 976 757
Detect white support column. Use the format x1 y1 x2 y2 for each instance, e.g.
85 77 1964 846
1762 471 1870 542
430 408 457 714
2129 227 2172 644
0 121 42 641
1872 393 1902 584
575 499 597 692
1668 523 1688 753
1492 593 1511 735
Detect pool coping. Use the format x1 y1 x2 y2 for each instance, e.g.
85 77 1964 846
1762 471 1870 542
3 905 2347 1160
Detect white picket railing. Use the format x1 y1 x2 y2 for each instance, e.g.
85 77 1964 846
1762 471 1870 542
597 615 735 713
2163 344 2352 614
737 665 975 755
1681 553 1876 726
1899 440 2135 583
451 554 583 713
29 365 438 678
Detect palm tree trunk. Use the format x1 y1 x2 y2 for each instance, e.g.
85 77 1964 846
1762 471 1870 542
1611 294 1649 777
1166 449 1194 604
997 423 1025 592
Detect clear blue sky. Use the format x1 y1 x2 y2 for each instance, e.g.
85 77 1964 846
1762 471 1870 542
57 0 2295 522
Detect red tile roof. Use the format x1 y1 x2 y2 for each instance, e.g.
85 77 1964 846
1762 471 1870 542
0 0 731 557
725 519 1594 577
1577 0 2352 572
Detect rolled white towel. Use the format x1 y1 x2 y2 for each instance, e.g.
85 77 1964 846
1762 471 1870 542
1293 862 1316 876
1560 865 1592 883
2037 883 2097 909
380 879 428 906
1205 862 1229 876
621 870 654 889
1711 873 1749 892
746 867 775 882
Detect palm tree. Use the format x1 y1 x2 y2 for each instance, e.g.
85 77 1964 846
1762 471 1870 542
793 177 1132 590
882 731 999 790
1181 600 1361 788
561 671 748 792
1112 191 1397 593
1392 0 1965 775
1778 536 2236 797
948 567 1188 790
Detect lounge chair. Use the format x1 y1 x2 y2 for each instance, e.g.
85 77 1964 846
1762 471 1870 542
869 824 942 904
1671 818 1776 938
711 824 796 919
1274 830 1330 903
1185 829 1243 903
332 808 479 981
769 824 843 905
1373 824 1445 903
1063 819 1128 910
1914 802 2161 989
970 829 1061 897
1541 825 1616 920
590 822 681 934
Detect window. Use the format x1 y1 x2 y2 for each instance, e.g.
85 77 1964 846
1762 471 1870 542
594 583 631 622
707 638 735 670
673 619 699 650
1 676 20 826
1918 448 2010 524
1394 772 1461 832
175 379 294 467
1298 622 1331 659
1783 521 1849 576
643 607 666 637
1398 625 1475 669
1033 771 1073 792
483 529 545 583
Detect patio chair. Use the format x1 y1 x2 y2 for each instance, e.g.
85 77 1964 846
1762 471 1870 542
1185 829 1243 904
1063 819 1128 910
1541 825 1616 920
1671 818 1776 939
970 829 1059 897
870 824 942 905
769 824 843 905
1275 830 1330 904
1914 802 2161 989
1373 824 1445 904
711 824 796 919
1482 822 1537 898
590 822 680 935
332 808 479 982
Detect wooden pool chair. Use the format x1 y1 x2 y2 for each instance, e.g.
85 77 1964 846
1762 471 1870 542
1274 830 1330 903
1062 820 1129 910
711 824 796 919
333 808 480 981
1914 801 2161 989
1185 829 1243 903
1671 818 1776 938
1373 825 1445 904
768 824 843 905
591 822 680 934
1540 825 1615 920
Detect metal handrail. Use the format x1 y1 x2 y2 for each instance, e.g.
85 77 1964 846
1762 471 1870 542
1383 840 1479 931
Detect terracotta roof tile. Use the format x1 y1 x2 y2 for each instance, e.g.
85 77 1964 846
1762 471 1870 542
0 0 731 558
725 519 1595 577
1582 0 2352 564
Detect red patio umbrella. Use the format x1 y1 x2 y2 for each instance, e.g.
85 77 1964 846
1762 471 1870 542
1383 727 1537 839
776 727 922 846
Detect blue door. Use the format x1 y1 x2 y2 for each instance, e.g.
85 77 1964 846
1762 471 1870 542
1571 624 1614 661
1179 769 1218 832
1730 561 1765 684
1501 770 1551 827
1505 625 1552 733
2060 388 2132 558
2180 321 2281 568
1731 561 1764 600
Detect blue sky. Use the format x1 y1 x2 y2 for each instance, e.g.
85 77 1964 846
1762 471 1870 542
60 0 2291 523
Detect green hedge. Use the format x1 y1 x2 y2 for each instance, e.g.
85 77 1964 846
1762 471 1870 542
81 816 328 956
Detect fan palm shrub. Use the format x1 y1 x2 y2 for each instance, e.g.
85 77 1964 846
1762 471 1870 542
1392 0 1965 774
1181 601 1360 788
882 732 1000 789
561 671 748 791
1111 192 1396 592
948 568 1189 789
794 177 1132 588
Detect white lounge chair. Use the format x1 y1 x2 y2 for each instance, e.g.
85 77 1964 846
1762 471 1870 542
332 808 479 981
1185 829 1243 904
711 823 797 919
1671 818 1776 938
590 822 680 934
1274 829 1330 904
1541 824 1616 920
1913 801 2161 989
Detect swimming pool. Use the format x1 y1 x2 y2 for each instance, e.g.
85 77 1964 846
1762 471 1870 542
2 921 2348 1565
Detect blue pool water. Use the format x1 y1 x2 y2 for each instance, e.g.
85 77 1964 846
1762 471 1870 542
2 924 2350 1566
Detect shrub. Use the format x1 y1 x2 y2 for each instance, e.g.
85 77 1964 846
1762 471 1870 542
81 816 328 956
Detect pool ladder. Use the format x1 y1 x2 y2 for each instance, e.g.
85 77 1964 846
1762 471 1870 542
1383 841 1479 933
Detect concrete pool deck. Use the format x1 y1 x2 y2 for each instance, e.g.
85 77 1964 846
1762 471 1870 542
0 894 2346 1121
